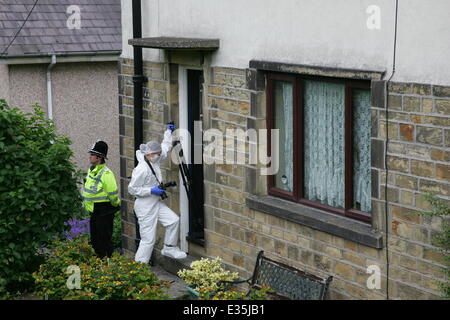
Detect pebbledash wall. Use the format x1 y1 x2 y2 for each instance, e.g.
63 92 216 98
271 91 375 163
0 61 120 176
118 0 450 299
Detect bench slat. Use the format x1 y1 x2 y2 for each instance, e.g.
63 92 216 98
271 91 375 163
256 259 327 300
252 251 333 300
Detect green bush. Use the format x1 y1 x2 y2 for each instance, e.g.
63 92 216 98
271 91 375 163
32 236 95 299
198 286 271 300
421 193 450 298
178 257 239 291
33 236 170 300
0 100 83 295
112 212 122 250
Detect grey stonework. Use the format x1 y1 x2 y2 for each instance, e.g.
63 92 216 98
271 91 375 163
118 57 449 300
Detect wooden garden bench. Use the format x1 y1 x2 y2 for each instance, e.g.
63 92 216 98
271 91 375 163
218 250 333 300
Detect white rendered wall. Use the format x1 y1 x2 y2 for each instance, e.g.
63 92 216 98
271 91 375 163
121 0 450 86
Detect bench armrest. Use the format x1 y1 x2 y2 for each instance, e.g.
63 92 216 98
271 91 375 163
217 276 253 288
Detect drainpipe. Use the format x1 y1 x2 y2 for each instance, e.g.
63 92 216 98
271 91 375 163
131 0 146 250
132 0 145 166
46 55 56 120
384 0 399 300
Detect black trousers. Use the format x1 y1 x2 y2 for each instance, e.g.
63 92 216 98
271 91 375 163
90 202 117 259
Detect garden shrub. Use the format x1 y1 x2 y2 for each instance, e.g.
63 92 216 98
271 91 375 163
33 236 96 299
0 100 83 295
179 257 275 300
33 235 169 300
112 213 122 250
420 194 450 298
178 257 239 291
197 286 271 300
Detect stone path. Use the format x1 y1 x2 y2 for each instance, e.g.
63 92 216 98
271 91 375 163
150 264 189 299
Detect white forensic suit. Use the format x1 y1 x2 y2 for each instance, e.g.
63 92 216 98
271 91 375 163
128 129 187 263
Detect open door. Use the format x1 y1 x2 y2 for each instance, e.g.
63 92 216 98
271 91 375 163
179 67 205 251
186 69 205 245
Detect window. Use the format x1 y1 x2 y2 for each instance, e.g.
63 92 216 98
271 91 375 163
267 73 371 223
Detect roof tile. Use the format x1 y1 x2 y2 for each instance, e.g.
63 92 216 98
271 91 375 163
0 0 121 56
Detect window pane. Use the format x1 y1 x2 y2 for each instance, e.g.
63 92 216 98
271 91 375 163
303 80 345 208
273 81 293 192
352 89 372 212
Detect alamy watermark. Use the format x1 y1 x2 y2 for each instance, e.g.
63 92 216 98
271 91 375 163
66 5 81 30
66 265 81 290
366 264 382 290
169 123 280 176
366 5 381 30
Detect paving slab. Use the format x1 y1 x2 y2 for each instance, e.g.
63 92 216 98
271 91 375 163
150 264 189 300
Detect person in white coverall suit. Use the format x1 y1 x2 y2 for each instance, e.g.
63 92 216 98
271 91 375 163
128 123 187 263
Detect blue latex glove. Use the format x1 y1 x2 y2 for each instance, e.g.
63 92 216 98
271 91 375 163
151 186 165 196
167 123 176 132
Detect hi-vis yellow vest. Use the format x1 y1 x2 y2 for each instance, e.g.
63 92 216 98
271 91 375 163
83 164 120 213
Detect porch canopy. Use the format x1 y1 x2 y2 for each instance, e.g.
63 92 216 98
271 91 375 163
128 37 220 51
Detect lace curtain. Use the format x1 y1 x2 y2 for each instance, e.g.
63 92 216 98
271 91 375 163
352 90 372 212
274 81 293 192
304 80 345 208
272 79 371 213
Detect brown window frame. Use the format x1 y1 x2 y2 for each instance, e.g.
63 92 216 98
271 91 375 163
267 72 371 224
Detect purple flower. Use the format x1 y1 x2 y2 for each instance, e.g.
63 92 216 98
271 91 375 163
62 217 91 240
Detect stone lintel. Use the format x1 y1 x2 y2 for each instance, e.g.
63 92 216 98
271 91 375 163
128 37 220 51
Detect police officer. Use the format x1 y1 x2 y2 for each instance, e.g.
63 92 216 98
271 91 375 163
83 140 120 258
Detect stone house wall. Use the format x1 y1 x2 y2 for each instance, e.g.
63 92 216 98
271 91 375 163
118 56 449 300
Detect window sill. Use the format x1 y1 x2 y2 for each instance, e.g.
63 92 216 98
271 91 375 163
246 195 383 249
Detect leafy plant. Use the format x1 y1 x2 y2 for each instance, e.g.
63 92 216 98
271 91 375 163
32 236 96 299
0 100 83 295
33 235 169 300
420 193 449 298
198 286 271 300
112 213 122 250
178 257 239 291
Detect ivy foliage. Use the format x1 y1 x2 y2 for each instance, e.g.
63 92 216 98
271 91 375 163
0 100 83 294
421 193 450 299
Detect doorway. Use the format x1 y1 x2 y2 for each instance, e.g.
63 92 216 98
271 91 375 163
178 67 205 251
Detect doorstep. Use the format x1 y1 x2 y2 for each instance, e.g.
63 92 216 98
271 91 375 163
152 248 201 276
